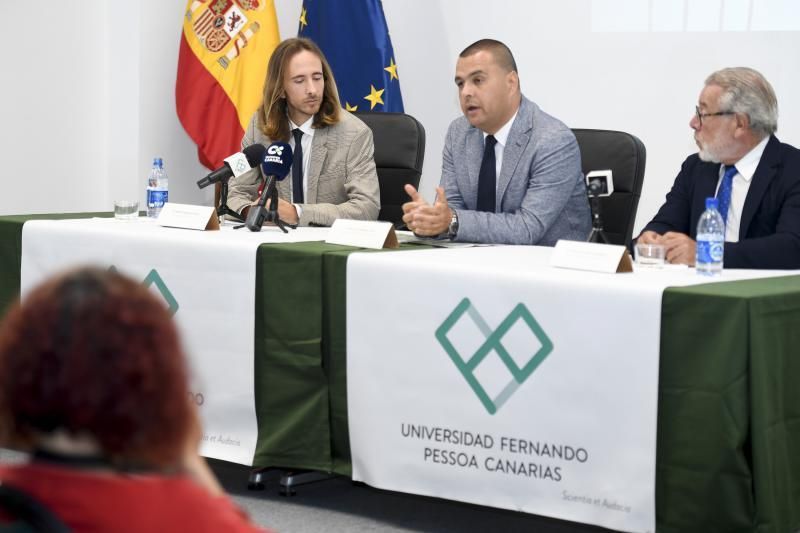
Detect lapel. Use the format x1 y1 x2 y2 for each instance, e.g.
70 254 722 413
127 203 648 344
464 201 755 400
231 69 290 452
465 128 483 210
305 126 329 204
698 164 720 209
739 135 779 239
497 98 532 211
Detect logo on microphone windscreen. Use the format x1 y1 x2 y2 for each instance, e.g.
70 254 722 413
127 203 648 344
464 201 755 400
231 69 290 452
261 141 293 178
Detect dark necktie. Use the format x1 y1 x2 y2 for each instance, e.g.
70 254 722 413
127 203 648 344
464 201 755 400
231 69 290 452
477 135 497 212
292 128 304 204
716 165 737 223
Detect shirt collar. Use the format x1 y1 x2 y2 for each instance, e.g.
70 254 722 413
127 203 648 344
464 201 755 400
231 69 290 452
483 110 518 148
289 116 315 138
727 136 769 182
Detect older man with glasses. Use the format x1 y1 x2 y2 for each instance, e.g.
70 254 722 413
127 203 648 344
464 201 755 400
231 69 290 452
637 67 800 269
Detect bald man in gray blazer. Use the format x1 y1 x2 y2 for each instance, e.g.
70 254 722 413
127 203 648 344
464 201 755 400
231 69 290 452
403 39 590 244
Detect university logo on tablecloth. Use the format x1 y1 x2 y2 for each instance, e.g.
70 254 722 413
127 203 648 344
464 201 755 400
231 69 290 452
436 298 553 415
109 266 180 316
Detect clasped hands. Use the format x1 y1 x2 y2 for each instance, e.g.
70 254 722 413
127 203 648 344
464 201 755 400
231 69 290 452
638 231 696 266
401 185 451 236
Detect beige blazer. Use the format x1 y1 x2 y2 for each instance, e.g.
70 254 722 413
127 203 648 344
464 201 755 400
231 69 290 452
227 111 380 226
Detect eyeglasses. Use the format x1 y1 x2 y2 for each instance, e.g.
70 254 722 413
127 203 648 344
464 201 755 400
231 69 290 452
695 105 735 125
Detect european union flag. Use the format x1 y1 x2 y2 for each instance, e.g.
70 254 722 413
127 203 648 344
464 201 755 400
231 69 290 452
298 0 404 113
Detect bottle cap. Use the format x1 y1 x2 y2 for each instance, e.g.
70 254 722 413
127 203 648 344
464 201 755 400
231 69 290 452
705 197 719 210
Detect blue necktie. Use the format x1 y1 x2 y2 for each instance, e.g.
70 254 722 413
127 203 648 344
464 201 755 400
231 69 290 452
716 165 737 223
292 128 304 204
477 135 497 212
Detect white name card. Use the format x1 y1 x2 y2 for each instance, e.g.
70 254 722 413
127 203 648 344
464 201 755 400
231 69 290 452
157 203 219 231
550 240 632 273
326 219 398 249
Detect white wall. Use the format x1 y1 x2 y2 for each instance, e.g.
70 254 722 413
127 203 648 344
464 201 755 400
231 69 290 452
1 2 109 215
2 0 799 236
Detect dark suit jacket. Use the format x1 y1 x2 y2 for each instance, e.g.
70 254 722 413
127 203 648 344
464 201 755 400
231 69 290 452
643 135 800 269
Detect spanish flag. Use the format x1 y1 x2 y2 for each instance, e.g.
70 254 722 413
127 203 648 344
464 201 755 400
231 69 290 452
176 0 280 170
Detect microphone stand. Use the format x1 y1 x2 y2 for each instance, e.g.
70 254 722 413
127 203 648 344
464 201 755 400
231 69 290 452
217 178 244 222
264 185 297 233
586 187 611 244
239 182 297 233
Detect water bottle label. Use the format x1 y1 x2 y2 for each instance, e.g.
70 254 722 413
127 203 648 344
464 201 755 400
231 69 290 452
147 189 168 208
697 238 723 263
710 242 724 261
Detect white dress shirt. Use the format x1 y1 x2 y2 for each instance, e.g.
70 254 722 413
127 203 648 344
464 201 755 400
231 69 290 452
482 110 519 193
716 136 769 242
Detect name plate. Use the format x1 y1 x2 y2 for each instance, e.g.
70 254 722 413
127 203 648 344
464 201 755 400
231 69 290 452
550 240 632 273
326 219 398 249
157 203 220 231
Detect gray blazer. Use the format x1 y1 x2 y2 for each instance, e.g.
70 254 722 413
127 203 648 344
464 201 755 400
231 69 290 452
443 96 591 245
227 111 380 226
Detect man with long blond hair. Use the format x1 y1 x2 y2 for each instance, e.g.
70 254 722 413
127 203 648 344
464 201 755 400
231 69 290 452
228 38 380 226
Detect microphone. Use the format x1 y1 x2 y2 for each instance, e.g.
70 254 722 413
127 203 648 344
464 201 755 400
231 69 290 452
245 142 293 231
196 144 267 189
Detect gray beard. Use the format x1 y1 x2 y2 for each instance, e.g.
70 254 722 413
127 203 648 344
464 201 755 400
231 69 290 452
698 147 721 163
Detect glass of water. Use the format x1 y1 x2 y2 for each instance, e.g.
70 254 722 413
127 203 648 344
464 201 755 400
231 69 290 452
114 200 139 220
635 243 666 268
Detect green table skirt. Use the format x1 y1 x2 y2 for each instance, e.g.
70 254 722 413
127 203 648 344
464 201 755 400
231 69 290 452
0 213 112 314
658 277 800 532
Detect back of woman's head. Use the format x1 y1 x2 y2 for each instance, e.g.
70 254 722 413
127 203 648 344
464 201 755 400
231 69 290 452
0 267 193 469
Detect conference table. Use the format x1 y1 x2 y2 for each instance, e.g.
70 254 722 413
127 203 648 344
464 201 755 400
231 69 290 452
0 212 798 533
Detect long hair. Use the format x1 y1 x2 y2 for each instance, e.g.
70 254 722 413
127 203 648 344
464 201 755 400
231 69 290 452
0 267 193 470
257 37 341 142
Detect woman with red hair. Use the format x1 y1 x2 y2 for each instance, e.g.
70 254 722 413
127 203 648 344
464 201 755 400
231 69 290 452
0 267 268 532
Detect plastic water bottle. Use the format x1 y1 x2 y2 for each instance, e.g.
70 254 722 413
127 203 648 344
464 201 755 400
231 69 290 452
146 157 169 218
696 197 725 276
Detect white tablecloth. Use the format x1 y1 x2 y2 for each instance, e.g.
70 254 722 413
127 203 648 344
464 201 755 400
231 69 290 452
22 217 330 465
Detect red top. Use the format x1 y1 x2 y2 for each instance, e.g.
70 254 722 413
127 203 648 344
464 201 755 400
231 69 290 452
0 463 270 532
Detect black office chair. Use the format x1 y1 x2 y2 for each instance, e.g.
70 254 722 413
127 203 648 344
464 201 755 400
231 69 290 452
571 129 646 247
0 483 69 532
354 112 426 226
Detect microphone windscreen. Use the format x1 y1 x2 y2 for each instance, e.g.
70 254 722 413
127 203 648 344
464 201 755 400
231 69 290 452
243 144 268 167
261 142 294 180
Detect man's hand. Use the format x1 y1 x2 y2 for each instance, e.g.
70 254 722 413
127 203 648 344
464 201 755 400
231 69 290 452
660 232 696 265
401 185 451 236
401 184 427 230
637 231 661 245
275 198 299 224
248 198 299 225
